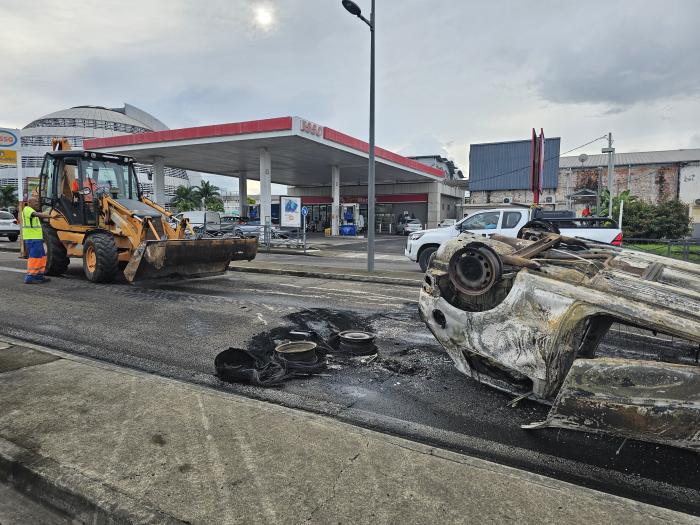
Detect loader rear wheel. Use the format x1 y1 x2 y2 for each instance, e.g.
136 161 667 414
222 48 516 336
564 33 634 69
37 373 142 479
43 226 69 276
83 233 119 283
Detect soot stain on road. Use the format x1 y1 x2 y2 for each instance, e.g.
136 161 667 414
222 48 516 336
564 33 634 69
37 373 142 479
244 306 452 380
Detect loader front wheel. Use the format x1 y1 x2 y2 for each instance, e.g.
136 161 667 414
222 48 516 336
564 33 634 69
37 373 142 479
83 233 119 283
43 226 69 276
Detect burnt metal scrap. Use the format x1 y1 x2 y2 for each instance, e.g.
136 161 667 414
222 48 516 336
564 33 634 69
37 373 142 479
418 231 700 452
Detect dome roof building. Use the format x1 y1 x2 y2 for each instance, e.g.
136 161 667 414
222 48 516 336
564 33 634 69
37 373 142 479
1 103 189 204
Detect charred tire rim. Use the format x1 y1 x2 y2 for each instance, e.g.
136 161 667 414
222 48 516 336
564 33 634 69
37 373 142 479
338 330 377 356
274 341 318 363
517 220 560 240
448 242 503 296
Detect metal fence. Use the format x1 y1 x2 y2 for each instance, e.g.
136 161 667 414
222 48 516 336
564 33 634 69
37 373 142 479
622 238 700 263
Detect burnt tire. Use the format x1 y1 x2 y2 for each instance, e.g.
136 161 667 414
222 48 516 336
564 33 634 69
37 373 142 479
517 220 560 240
43 226 69 276
83 232 119 283
418 246 437 273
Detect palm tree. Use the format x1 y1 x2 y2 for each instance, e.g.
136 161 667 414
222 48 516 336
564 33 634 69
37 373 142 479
0 185 18 208
171 185 199 212
193 180 220 210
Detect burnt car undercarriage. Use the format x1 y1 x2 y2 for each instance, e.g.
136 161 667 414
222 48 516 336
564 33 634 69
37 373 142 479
419 231 700 452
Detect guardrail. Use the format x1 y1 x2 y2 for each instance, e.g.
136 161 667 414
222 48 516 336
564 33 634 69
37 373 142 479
622 238 700 263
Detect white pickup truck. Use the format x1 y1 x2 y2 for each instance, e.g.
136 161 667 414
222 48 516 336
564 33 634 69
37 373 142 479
405 207 623 271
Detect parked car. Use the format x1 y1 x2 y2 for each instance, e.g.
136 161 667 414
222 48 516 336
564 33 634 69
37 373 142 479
405 207 623 271
437 219 456 228
174 211 236 235
0 210 19 242
395 219 423 236
232 220 288 239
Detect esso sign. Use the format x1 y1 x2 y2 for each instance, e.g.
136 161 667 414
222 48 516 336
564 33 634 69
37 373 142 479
300 120 323 137
0 130 19 148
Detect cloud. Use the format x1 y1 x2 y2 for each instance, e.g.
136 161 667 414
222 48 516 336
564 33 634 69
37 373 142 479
1 0 699 177
533 3 700 107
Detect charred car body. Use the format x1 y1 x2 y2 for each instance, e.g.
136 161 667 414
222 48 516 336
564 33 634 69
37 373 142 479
419 230 700 452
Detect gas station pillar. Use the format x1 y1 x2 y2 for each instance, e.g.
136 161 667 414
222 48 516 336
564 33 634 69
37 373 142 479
259 148 272 227
331 166 340 236
153 156 165 205
239 174 248 217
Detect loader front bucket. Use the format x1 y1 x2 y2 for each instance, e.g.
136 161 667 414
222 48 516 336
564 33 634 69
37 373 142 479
123 238 257 283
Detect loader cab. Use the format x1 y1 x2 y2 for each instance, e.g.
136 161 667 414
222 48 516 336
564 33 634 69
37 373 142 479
40 151 140 226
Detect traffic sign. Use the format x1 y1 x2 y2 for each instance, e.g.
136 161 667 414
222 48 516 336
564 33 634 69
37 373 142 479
301 206 309 216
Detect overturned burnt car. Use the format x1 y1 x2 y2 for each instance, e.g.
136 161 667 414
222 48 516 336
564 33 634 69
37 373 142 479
419 230 699 452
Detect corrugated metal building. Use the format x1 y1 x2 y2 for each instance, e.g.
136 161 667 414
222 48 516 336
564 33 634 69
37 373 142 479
468 138 561 205
558 148 700 238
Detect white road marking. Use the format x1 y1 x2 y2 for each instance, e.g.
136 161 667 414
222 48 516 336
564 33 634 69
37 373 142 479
277 282 416 302
0 265 25 274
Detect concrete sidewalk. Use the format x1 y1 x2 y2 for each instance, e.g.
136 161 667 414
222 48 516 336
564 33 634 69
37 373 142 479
0 338 696 524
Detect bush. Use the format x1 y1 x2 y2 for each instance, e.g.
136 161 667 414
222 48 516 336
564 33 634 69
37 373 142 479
621 198 690 239
649 200 691 239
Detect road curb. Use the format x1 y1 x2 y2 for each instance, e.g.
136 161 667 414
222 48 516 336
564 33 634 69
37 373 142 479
228 264 421 287
0 436 184 524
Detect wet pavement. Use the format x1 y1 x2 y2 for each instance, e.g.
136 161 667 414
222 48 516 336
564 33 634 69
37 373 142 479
0 250 697 515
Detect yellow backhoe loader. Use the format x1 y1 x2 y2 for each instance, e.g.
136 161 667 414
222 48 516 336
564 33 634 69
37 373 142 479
34 139 256 283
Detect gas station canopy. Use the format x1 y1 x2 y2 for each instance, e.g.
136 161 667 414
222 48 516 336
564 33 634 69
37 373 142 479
84 116 444 186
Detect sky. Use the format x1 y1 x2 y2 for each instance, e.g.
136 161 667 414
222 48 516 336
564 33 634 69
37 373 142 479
3 0 700 191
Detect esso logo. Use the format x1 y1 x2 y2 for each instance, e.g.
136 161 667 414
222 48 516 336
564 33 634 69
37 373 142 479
300 120 323 137
0 130 18 148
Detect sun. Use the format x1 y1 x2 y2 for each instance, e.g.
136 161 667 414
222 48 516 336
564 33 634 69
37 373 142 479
253 5 275 29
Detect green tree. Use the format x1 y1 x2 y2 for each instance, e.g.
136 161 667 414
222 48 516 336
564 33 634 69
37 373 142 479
0 185 18 208
205 197 225 212
171 185 199 212
193 180 220 209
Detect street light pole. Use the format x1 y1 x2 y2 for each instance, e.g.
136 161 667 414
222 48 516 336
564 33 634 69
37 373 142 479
342 0 376 272
367 0 375 272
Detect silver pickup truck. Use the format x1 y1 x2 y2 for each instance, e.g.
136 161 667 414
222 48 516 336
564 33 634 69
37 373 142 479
406 207 623 271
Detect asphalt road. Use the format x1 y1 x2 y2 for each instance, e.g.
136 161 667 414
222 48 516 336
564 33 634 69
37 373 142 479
0 250 697 515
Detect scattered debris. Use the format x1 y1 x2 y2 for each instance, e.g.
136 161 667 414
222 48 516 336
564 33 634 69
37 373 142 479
420 232 700 452
506 391 533 408
214 347 286 386
616 437 629 456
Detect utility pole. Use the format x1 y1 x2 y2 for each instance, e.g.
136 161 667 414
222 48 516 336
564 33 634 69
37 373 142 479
602 132 615 218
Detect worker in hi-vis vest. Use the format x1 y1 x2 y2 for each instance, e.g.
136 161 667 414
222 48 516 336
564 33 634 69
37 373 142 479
21 196 53 284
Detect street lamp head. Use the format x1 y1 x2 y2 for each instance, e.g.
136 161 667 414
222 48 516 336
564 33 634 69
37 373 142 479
342 0 362 17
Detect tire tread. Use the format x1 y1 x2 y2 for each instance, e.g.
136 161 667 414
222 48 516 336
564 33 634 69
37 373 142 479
84 232 119 283
43 226 69 276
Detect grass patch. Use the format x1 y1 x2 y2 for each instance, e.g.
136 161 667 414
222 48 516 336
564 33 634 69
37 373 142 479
625 243 700 264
